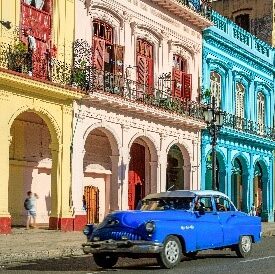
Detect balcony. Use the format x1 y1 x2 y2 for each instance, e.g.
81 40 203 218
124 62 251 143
151 0 213 29
223 113 275 141
0 41 205 124
209 11 273 60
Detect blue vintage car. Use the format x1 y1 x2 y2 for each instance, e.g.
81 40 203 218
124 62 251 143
82 190 262 269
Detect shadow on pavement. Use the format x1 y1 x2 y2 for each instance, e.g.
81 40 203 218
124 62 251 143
2 253 237 272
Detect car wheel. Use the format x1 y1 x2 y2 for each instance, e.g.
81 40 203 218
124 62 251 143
184 251 198 258
157 235 182 269
93 253 118 268
235 236 252 258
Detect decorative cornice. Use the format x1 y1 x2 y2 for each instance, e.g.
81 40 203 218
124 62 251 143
0 70 84 101
203 30 275 76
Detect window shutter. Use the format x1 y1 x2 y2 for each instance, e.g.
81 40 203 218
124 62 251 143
92 37 105 71
112 44 124 76
172 68 183 98
136 55 147 84
183 73 192 100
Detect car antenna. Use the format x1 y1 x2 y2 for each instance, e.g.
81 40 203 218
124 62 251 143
167 185 175 191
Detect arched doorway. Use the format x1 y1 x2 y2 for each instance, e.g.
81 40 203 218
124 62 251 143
9 112 54 227
205 151 226 193
253 160 268 218
166 145 184 190
128 137 157 210
83 128 118 223
231 156 248 211
166 143 191 191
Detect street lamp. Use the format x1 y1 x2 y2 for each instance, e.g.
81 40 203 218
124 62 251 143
203 96 225 191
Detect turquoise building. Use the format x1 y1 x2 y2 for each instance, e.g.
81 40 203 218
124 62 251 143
201 11 275 221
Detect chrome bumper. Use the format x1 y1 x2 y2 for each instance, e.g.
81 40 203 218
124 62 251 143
82 239 163 254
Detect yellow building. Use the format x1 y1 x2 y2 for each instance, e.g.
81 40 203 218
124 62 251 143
211 0 275 46
0 0 83 234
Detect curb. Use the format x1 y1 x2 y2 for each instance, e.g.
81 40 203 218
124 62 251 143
263 230 275 237
0 247 84 264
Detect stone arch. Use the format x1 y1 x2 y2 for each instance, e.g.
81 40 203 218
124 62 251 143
128 133 158 162
82 126 120 222
91 5 124 30
166 141 191 190
231 153 249 211
8 105 60 146
204 148 227 193
83 123 120 156
8 108 60 227
128 134 159 209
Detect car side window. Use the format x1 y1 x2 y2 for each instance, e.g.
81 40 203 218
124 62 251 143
195 196 213 212
214 196 236 212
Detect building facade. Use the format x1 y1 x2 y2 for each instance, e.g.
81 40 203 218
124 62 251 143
71 0 212 224
202 11 275 221
0 0 83 234
211 0 275 46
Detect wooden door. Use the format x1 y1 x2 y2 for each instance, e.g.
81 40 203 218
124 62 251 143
84 186 99 224
128 143 145 210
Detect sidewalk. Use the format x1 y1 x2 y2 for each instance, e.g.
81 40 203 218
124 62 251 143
0 223 274 264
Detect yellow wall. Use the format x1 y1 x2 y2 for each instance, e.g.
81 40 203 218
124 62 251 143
0 70 83 222
0 0 75 64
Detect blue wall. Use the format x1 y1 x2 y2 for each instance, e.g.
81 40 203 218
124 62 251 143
202 11 275 221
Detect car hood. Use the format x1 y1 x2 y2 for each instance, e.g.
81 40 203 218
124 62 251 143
97 210 194 229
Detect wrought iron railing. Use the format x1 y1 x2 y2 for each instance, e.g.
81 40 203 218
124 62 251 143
0 42 205 121
176 0 212 20
223 113 275 140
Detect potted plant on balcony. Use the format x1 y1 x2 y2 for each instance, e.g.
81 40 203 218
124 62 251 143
8 41 28 73
72 60 88 90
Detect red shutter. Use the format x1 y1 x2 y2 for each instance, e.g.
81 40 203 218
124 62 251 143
92 37 105 71
112 44 124 76
172 68 183 98
136 55 147 84
20 1 52 79
183 73 192 100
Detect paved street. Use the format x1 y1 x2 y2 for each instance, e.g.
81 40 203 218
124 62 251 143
1 237 274 274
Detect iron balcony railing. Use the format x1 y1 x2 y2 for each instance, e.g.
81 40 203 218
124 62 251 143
0 42 204 121
176 0 212 19
223 113 275 140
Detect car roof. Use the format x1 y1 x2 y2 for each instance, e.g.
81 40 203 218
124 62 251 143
143 190 230 200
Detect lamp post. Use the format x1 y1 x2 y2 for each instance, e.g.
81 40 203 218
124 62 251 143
203 96 225 191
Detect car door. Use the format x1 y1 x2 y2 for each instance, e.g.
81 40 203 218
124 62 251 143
214 196 240 246
194 196 224 250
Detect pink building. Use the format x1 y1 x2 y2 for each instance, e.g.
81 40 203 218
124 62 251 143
71 0 212 227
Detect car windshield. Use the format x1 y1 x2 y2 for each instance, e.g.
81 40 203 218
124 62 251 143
140 197 194 211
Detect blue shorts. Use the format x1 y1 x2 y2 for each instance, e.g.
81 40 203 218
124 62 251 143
27 211 36 217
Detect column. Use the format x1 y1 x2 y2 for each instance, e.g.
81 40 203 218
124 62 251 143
118 153 130 210
72 147 86 231
110 155 120 211
242 172 250 213
149 161 158 194
0 132 11 234
158 154 167 192
248 154 254 213
201 141 207 190
226 149 232 198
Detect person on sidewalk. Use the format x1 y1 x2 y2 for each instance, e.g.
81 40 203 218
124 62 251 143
24 191 39 229
250 203 257 216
